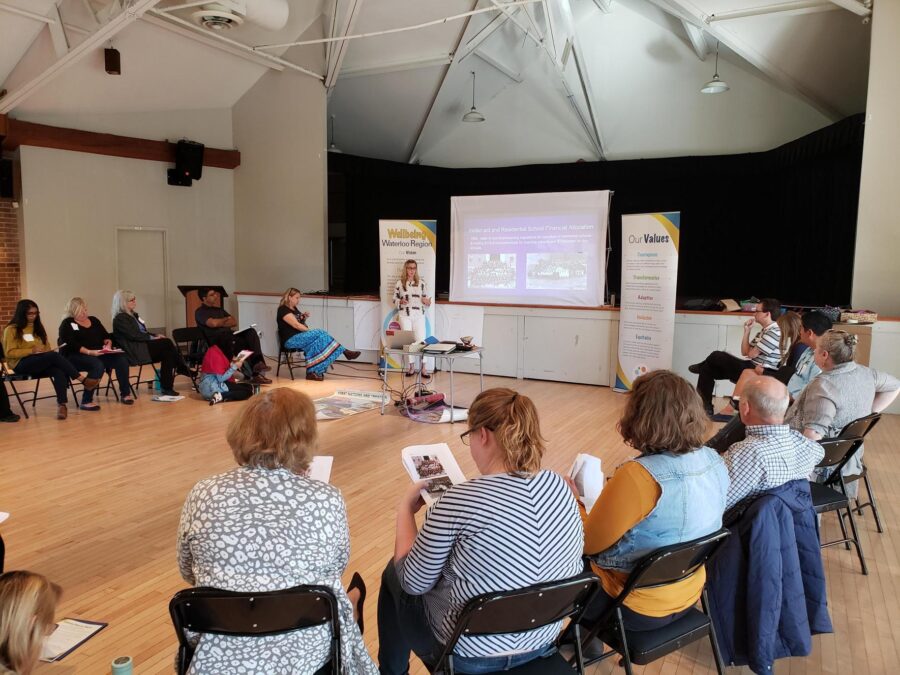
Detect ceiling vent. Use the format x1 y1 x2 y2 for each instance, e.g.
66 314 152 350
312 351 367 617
190 0 289 32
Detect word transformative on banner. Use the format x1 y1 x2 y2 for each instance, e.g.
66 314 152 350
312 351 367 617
379 220 437 369
615 212 680 392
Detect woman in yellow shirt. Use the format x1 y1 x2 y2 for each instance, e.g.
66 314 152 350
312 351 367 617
2 300 100 420
570 370 728 632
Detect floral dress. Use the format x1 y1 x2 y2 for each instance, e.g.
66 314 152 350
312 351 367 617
177 466 378 674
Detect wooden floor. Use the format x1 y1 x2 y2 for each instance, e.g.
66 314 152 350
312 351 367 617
2 363 898 674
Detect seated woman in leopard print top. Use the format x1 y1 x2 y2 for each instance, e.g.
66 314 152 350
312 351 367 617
176 388 377 675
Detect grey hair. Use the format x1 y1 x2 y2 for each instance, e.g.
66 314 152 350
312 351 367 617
818 329 858 365
63 297 87 320
744 378 789 423
111 290 135 319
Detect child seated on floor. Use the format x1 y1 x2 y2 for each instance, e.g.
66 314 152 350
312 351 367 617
199 345 255 405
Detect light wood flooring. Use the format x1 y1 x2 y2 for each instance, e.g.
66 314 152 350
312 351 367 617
1 363 898 674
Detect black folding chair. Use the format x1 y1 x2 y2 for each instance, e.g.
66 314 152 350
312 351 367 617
432 570 600 675
836 413 883 533
276 344 307 380
172 327 207 387
1 344 55 419
169 585 341 675
581 529 731 675
811 437 868 574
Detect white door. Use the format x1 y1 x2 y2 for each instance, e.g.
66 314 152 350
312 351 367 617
117 229 168 334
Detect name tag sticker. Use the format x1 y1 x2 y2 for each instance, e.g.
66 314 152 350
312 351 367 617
138 317 145 325
71 323 80 331
23 334 35 342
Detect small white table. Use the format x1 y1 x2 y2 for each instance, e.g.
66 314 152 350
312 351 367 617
381 347 485 422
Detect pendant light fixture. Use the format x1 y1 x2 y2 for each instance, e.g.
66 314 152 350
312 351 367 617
700 41 729 94
462 71 485 123
327 114 342 153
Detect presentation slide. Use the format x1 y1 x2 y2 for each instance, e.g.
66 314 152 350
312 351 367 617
450 190 610 307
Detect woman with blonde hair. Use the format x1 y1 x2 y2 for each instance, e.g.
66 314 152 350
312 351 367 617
392 259 433 376
177 388 376 674
378 387 584 673
0 571 61 675
714 310 806 419
573 370 728 635
110 290 190 397
58 297 134 408
276 288 359 381
785 329 900 485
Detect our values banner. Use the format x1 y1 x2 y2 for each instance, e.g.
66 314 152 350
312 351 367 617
614 212 680 392
379 219 437 369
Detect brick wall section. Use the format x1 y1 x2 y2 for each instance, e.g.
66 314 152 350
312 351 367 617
0 198 21 324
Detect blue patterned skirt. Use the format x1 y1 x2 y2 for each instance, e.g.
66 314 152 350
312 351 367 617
285 329 345 375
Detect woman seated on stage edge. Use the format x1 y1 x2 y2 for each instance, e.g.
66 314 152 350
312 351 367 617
571 370 728 639
377 387 584 674
276 288 360 381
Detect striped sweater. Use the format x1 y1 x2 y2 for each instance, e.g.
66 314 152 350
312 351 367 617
397 470 584 657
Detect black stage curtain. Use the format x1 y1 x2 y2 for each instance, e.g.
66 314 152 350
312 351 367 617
329 114 863 307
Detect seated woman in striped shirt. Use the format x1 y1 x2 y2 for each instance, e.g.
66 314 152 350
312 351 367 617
377 388 585 674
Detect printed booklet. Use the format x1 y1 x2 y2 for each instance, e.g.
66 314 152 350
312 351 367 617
401 443 466 505
568 453 604 512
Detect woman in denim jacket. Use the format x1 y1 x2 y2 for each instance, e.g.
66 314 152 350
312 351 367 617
568 370 729 633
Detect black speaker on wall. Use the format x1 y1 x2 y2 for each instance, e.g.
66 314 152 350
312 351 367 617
176 140 204 180
0 159 13 198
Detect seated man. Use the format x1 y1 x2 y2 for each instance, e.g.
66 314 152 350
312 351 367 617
722 376 823 511
786 310 832 399
195 287 271 384
689 298 782 416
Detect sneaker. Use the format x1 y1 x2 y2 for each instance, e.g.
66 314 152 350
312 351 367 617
209 392 224 406
688 363 703 374
343 350 361 361
1 413 20 423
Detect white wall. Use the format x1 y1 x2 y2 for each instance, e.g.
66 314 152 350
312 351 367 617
19 144 235 331
852 0 900 316
233 30 327 296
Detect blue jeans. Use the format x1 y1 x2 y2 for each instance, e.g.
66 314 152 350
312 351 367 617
65 353 131 403
376 559 553 674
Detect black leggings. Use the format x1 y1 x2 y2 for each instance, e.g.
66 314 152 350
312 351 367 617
14 352 80 405
146 338 187 390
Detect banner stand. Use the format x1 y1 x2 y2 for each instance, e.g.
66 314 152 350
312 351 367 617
614 212 680 392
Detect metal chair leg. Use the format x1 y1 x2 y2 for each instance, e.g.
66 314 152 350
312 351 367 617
5 380 29 419
843 504 868 575
837 508 851 550
615 608 634 675
858 472 884 534
702 589 727 675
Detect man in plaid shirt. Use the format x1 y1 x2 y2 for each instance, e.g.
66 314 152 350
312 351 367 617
722 376 824 510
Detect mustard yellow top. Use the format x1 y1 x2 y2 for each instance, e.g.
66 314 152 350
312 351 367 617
2 324 50 369
580 461 706 617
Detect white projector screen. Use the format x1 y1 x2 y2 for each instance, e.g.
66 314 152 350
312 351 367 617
450 190 610 307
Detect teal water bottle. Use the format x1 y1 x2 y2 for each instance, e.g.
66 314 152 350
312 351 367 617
111 656 133 675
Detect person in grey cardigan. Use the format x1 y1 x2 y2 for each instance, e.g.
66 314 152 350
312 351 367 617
111 289 190 396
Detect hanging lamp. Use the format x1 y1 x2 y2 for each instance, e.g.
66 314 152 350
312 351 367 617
700 41 729 94
462 71 485 123
327 115 342 153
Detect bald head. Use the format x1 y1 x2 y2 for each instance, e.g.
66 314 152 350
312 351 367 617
739 376 789 426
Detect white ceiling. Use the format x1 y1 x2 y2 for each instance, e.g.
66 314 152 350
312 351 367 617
0 0 873 166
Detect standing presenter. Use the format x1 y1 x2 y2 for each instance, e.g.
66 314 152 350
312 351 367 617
393 259 434 377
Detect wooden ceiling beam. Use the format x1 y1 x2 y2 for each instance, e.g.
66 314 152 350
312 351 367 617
1 119 240 170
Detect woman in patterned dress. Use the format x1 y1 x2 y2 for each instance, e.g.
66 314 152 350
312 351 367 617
177 388 377 674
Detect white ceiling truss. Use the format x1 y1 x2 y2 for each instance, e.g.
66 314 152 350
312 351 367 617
0 0 872 168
